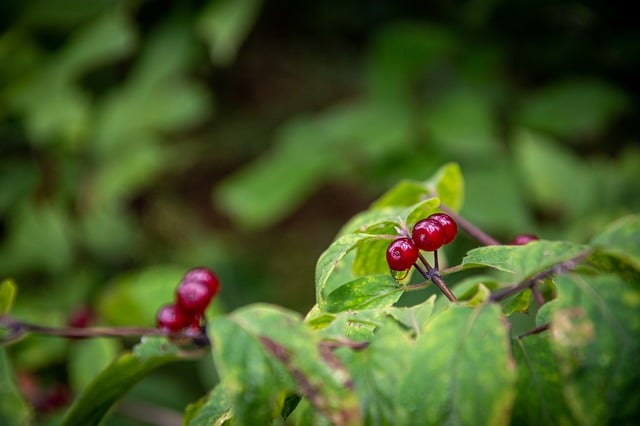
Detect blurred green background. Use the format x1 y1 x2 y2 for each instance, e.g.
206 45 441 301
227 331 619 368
1 0 639 424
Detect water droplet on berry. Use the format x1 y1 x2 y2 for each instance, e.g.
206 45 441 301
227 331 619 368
391 269 409 280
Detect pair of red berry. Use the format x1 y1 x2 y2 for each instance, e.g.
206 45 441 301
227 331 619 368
156 267 220 332
386 213 458 271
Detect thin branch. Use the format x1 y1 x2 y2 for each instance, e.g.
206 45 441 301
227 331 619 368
517 323 550 339
490 250 591 302
413 258 457 302
440 206 501 246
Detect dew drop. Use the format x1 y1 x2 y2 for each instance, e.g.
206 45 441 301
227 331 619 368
391 269 409 280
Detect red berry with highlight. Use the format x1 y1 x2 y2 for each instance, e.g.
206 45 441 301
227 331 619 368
176 280 213 315
428 213 457 244
510 234 539 245
156 304 192 331
412 218 445 251
386 237 419 271
183 267 220 296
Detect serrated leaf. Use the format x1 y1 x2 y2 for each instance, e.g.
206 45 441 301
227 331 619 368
315 233 387 308
325 275 403 313
60 337 184 426
398 304 516 425
590 214 640 271
0 279 17 315
461 240 590 282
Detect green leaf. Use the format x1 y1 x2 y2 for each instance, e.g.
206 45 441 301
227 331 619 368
431 162 465 212
315 233 386 309
461 240 590 282
398 304 516 425
0 349 32 426
316 309 388 342
503 288 532 316
514 130 595 217
516 79 628 140
590 214 640 271
544 273 640 424
209 315 293 425
0 279 17 315
385 295 435 335
325 275 403 313
215 304 361 424
184 384 232 426
197 0 263 66
512 335 574 424
371 179 431 208
337 321 413 424
352 239 393 277
425 90 501 161
68 338 121 391
61 337 184 426
97 265 189 326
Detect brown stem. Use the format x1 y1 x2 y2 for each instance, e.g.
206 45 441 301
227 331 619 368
440 206 501 246
490 250 591 302
517 323 550 339
413 259 457 302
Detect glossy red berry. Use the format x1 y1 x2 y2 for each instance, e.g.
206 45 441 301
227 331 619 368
176 280 214 315
412 218 445 251
509 234 539 245
156 304 192 331
428 213 457 244
386 237 419 271
183 267 220 296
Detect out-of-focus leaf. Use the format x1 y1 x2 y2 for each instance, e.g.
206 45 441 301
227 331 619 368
368 23 458 99
590 214 640 271
61 337 184 426
462 240 590 282
517 79 628 140
68 338 121 392
197 0 263 66
524 272 640 424
325 275 402 313
316 309 388 342
0 279 17 315
337 321 413 424
0 202 74 275
97 265 189 326
503 288 532 316
431 162 464 212
398 304 516 425
0 349 32 426
514 130 596 217
425 89 501 160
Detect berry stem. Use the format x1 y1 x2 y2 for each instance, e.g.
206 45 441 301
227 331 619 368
412 261 458 302
440 206 501 246
433 250 440 271
0 315 207 344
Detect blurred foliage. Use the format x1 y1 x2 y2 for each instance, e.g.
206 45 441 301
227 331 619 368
0 0 639 423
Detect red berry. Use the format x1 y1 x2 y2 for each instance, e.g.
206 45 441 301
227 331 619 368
176 280 213 315
386 237 419 271
183 267 220 296
412 218 445 251
428 213 457 244
509 234 539 245
156 304 192 331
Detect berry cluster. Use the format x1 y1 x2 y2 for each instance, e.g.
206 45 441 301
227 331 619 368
156 267 220 333
386 212 458 272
